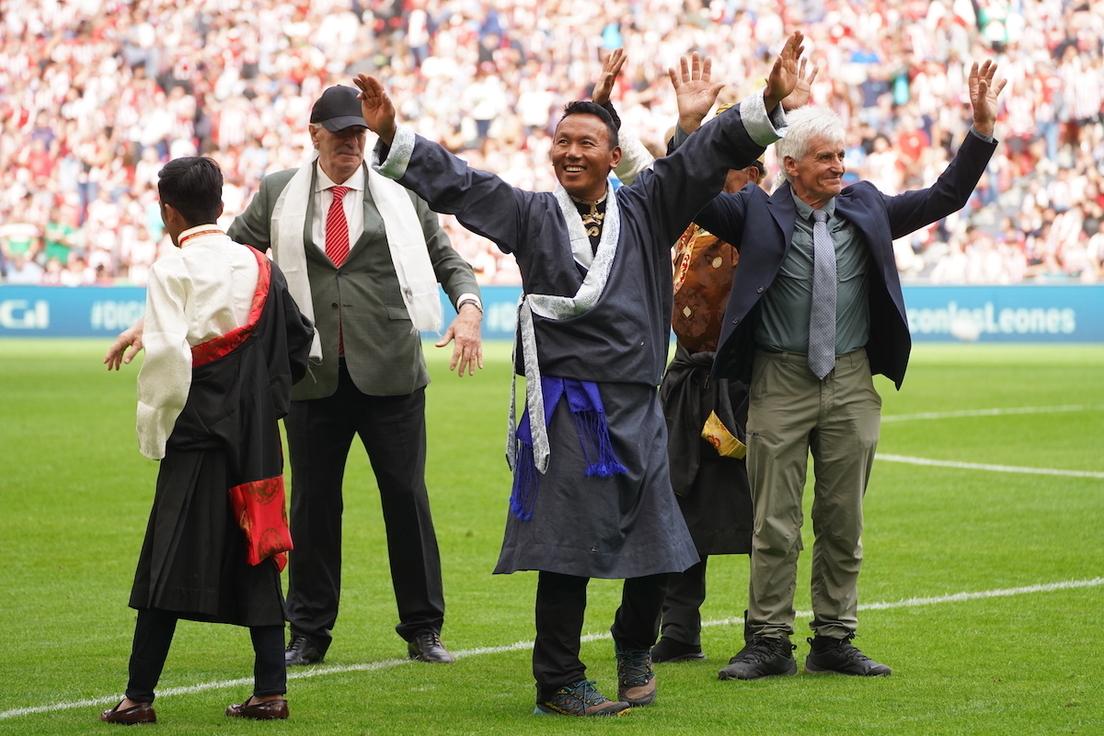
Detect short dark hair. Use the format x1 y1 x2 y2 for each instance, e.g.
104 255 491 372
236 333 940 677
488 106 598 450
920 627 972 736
157 156 223 226
559 100 619 149
747 159 767 184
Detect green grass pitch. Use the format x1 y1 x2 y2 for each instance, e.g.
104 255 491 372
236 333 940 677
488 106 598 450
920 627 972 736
1 339 1101 735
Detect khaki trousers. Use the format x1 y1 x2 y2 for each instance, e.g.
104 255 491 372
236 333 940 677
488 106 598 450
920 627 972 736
745 348 882 639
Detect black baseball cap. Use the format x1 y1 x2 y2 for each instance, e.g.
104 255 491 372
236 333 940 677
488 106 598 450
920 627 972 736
310 86 368 132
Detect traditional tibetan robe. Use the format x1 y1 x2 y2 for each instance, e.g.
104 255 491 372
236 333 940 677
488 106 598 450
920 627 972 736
614 136 755 556
656 224 754 555
129 228 314 625
377 94 783 579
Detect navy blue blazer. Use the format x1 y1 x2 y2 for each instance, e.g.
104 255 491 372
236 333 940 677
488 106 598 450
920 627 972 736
696 130 997 390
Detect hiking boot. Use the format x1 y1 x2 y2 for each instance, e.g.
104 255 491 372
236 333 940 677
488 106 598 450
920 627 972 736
615 643 656 705
804 634 892 676
717 635 797 680
534 680 631 716
650 637 706 663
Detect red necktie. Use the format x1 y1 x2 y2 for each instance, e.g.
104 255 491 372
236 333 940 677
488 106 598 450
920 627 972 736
324 185 350 267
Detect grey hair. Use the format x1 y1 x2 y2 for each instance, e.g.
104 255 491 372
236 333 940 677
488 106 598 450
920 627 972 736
774 106 846 185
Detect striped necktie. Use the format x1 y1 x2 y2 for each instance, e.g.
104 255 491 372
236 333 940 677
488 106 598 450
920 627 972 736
324 185 351 267
808 208 836 379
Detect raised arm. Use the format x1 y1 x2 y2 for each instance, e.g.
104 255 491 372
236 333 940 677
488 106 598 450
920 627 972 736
782 57 819 111
355 74 536 257
591 48 626 107
668 52 726 136
354 74 398 146
968 60 1005 138
762 31 804 112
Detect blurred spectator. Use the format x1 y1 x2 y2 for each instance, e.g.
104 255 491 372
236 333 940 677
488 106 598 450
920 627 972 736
1 0 1103 286
5 251 44 284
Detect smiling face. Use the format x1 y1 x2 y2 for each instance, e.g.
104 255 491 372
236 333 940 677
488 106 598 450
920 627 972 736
784 135 845 208
311 124 367 184
550 113 621 201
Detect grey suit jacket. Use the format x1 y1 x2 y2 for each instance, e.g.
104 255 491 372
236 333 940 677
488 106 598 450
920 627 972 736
228 162 481 400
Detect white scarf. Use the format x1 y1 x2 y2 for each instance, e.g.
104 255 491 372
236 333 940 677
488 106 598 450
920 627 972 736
271 149 442 361
507 184 621 474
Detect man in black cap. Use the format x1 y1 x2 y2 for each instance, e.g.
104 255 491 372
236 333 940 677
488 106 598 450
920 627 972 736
105 87 481 664
225 85 484 665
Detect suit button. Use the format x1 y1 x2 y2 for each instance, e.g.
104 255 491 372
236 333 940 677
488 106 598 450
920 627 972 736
331 302 338 309
757 286 764 293
732 317 740 324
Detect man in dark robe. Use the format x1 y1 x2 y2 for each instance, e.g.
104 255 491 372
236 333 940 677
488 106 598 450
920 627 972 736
351 34 803 717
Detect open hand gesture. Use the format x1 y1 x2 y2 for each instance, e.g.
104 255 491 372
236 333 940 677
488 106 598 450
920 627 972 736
968 60 1006 138
668 52 725 134
353 74 398 145
763 31 805 112
592 48 626 107
782 57 819 111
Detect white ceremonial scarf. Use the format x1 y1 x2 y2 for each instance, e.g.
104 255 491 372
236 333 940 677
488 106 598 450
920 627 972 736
271 149 442 361
506 183 621 474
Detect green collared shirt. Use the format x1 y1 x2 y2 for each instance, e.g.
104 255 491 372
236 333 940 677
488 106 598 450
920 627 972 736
755 190 871 356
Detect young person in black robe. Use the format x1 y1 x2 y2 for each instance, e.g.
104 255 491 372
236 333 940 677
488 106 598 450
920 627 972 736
100 157 313 725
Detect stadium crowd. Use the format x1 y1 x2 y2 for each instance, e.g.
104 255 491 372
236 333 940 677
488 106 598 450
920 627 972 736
1 0 1102 287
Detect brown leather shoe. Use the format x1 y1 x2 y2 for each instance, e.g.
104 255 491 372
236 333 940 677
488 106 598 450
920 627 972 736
99 700 156 725
225 696 289 720
407 630 455 663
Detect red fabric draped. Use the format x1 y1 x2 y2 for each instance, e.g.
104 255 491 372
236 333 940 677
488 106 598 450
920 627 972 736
192 248 272 367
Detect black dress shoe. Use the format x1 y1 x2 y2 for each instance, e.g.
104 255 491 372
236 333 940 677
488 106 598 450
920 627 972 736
99 700 156 725
225 696 289 720
650 637 707 663
407 630 455 663
285 634 323 666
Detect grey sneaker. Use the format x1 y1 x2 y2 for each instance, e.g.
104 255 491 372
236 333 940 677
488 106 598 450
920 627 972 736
804 634 891 676
717 635 798 680
615 643 656 705
534 680 631 716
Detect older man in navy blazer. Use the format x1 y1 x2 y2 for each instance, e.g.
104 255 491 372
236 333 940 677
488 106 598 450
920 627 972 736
690 62 1005 681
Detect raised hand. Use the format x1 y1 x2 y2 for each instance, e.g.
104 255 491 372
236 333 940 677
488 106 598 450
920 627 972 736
763 31 805 112
592 48 626 107
668 52 725 134
968 60 1006 138
782 57 819 111
353 73 398 145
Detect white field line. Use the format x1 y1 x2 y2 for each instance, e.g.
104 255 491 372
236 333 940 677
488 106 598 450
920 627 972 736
876 453 1104 479
4 577 1102 721
879 404 1104 479
881 404 1104 422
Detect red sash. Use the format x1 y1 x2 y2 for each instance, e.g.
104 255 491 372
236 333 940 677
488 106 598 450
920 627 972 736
190 247 292 570
191 248 272 367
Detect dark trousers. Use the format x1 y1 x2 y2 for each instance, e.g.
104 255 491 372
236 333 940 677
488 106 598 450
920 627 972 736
657 558 708 647
125 608 285 703
533 571 670 701
284 363 444 655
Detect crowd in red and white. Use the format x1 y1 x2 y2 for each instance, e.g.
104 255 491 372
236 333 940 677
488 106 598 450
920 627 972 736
1 0 1102 286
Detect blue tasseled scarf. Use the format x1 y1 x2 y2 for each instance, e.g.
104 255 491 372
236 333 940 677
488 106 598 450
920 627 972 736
509 377 627 521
